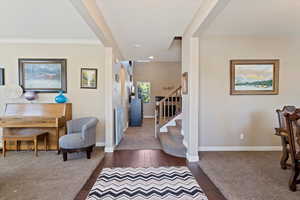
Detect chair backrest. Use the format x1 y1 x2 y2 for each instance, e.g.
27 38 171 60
285 110 300 164
276 106 296 129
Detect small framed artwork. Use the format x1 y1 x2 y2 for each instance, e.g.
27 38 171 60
182 72 188 94
115 74 120 82
19 58 67 93
230 60 279 95
81 68 98 89
0 68 4 85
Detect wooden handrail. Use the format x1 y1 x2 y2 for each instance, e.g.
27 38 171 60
155 86 182 137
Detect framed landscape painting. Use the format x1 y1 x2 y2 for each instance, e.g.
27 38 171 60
81 68 98 89
230 60 279 95
19 59 67 93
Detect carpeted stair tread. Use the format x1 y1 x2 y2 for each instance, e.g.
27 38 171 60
175 119 182 129
158 132 186 158
167 126 184 142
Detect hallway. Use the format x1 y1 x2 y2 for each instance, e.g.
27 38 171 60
116 119 161 150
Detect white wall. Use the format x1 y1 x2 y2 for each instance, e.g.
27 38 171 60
0 43 106 143
133 61 181 117
199 36 300 147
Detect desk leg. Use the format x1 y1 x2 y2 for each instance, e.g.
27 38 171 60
3 140 6 157
56 128 60 154
44 134 48 151
34 138 38 157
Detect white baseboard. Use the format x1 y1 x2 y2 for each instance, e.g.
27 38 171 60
96 142 105 147
105 146 114 153
198 146 282 152
144 116 155 119
186 153 199 162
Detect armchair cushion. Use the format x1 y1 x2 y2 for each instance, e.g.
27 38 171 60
59 134 85 149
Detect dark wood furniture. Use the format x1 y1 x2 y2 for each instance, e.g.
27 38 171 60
3 130 48 157
275 106 296 169
284 110 300 191
0 103 72 151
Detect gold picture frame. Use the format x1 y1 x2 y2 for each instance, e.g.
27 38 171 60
230 60 279 95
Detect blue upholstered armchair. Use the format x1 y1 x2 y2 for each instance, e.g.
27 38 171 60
59 117 98 161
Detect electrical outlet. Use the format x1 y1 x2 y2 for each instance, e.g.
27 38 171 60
240 133 244 140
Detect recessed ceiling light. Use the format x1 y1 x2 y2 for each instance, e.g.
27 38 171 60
133 44 141 48
148 56 154 60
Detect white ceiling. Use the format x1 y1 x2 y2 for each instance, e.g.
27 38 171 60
202 0 300 37
96 0 203 61
0 0 98 41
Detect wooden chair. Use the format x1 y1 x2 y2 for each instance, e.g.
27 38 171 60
275 106 296 169
284 111 300 191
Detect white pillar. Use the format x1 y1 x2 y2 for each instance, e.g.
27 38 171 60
182 36 200 162
187 37 200 162
104 47 114 152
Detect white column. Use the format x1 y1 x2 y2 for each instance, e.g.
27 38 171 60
186 37 200 162
104 47 114 152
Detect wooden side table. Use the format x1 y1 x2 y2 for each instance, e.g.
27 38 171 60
2 130 48 157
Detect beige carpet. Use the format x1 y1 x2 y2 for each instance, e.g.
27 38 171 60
116 119 162 150
0 149 104 200
199 151 299 200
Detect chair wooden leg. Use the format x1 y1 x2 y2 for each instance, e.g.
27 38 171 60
86 150 91 159
280 136 289 169
289 168 299 191
63 152 67 161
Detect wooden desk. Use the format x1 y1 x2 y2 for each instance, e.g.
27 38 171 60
0 103 72 151
3 130 48 157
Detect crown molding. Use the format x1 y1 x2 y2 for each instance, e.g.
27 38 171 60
0 38 102 45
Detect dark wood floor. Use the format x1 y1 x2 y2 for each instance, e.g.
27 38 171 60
75 149 226 200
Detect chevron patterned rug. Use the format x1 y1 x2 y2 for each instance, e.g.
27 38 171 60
86 166 208 200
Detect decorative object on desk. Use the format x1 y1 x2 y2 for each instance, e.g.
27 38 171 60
81 68 97 89
182 72 188 95
0 68 4 85
230 60 279 95
4 84 23 99
24 91 37 101
55 91 68 103
19 58 67 93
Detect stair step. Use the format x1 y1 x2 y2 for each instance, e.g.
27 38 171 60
175 119 182 129
158 131 186 158
167 126 183 141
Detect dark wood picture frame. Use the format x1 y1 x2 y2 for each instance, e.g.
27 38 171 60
0 68 4 85
80 68 98 89
182 72 188 95
19 58 67 93
230 59 279 95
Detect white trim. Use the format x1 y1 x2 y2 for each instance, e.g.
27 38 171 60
0 38 102 45
181 129 184 136
183 139 188 148
186 153 199 162
105 146 114 153
198 146 282 152
96 142 105 147
144 115 155 119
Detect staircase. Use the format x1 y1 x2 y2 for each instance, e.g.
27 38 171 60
155 86 186 158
